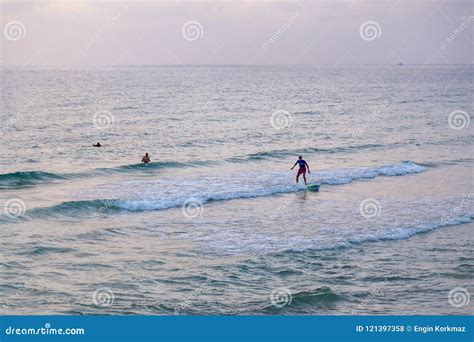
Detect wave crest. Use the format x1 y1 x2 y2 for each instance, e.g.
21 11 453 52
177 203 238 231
0 171 67 189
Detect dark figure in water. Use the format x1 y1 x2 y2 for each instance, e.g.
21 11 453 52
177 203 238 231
142 153 151 164
93 142 101 147
291 156 310 185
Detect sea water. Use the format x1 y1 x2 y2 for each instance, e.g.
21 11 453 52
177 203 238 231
0 65 472 314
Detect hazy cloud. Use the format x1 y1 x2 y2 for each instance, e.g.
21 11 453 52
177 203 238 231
1 0 472 66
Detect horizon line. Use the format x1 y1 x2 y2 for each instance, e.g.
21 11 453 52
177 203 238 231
2 63 473 68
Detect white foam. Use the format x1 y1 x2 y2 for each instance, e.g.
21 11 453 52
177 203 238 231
348 215 473 245
319 161 425 185
199 214 474 256
113 161 426 211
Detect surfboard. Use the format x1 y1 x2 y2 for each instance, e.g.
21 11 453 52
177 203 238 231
306 183 320 192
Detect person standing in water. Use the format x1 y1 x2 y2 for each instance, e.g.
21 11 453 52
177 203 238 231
291 156 310 184
141 153 151 164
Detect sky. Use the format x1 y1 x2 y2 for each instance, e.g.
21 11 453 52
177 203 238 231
1 0 472 66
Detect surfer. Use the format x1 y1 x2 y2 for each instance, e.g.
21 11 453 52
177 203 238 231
93 142 101 147
291 156 310 185
141 153 151 164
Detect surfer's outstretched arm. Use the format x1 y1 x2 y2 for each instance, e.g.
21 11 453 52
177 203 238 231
306 161 310 173
290 162 298 170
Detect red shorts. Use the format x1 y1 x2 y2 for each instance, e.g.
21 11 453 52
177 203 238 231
297 167 306 176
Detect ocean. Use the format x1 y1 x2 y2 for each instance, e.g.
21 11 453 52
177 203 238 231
0 65 472 315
